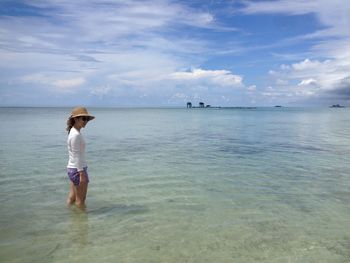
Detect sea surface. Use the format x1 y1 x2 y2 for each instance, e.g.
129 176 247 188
0 107 349 263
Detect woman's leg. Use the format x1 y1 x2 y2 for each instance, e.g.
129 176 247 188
67 182 76 206
75 182 88 209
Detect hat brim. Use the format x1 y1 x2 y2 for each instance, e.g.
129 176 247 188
70 114 95 121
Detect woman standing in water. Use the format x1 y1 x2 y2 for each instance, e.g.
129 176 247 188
66 107 95 209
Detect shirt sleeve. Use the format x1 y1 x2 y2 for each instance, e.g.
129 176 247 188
70 134 83 171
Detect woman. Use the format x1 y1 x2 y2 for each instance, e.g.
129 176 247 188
66 107 95 209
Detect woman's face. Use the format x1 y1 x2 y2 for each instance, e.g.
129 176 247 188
75 116 89 129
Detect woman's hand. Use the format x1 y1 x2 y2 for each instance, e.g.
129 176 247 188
79 171 87 184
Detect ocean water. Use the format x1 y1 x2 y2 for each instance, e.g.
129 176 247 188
0 107 350 263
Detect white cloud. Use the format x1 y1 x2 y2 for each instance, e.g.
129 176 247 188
21 73 85 91
282 58 349 89
298 78 317 86
247 85 256 91
265 56 350 103
276 79 289 85
292 59 323 71
90 85 112 98
52 78 85 88
170 68 243 87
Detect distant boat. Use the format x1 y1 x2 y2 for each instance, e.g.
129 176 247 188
330 104 345 108
275 105 282 108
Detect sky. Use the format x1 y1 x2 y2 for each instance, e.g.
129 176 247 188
0 0 349 107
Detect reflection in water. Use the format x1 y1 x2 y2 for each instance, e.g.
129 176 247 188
68 207 89 248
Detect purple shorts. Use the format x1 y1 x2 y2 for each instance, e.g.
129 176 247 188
67 167 89 186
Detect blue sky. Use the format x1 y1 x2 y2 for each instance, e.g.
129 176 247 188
0 0 349 107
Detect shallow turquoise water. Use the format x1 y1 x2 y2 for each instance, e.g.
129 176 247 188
0 107 350 262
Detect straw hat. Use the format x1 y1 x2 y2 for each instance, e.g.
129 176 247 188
69 106 95 121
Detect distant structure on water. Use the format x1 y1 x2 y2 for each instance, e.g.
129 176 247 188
187 101 212 108
186 102 256 109
330 104 345 108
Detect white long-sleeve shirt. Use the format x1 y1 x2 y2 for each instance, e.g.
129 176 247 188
67 127 87 171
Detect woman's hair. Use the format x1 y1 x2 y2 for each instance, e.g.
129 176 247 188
66 117 75 133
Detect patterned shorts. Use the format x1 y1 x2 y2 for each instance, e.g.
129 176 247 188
67 167 89 186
